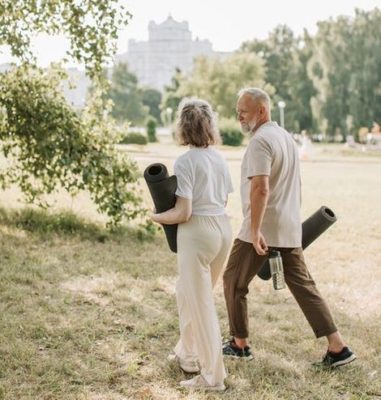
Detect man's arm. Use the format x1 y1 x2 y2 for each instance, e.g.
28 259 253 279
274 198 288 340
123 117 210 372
151 197 192 225
250 175 270 255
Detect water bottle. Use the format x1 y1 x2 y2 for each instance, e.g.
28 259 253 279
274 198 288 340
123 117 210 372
268 250 286 290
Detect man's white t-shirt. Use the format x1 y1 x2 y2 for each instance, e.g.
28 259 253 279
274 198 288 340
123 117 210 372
174 147 234 216
237 121 302 247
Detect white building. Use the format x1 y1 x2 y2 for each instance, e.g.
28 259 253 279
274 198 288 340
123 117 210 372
1 16 229 107
117 15 227 91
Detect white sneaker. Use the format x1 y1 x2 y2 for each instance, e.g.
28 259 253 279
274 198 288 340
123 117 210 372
180 375 226 391
167 354 200 373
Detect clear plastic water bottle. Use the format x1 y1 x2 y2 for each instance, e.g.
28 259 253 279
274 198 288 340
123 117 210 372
269 250 286 290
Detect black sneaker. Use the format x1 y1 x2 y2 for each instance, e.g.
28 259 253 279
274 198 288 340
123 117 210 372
314 347 356 368
222 338 253 360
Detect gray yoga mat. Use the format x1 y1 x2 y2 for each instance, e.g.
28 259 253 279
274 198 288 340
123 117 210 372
144 163 178 253
257 206 338 280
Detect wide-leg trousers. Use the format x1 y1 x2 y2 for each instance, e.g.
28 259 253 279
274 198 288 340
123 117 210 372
174 214 232 386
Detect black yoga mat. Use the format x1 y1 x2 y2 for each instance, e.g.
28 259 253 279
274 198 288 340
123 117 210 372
144 163 178 253
257 206 337 280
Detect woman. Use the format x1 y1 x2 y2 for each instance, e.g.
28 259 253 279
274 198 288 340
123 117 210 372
151 98 233 391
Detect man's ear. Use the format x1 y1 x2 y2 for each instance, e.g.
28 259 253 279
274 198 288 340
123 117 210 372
259 104 266 117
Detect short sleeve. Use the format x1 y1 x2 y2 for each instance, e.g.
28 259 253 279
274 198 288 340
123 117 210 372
174 158 193 199
245 136 272 178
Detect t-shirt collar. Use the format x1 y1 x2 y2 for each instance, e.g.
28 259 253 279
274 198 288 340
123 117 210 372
253 121 278 135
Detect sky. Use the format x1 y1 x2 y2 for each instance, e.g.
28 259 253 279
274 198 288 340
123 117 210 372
0 0 380 67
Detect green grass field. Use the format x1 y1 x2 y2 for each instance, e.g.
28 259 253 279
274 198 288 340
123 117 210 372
0 143 380 400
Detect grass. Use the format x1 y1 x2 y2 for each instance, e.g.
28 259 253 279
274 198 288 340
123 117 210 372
0 142 381 399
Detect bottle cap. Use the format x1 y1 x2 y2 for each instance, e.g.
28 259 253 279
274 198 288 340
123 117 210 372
269 250 281 258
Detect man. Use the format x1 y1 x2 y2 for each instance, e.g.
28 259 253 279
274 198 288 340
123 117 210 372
222 88 356 367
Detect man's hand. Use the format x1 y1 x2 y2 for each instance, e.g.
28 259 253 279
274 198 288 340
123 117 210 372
252 231 268 255
250 175 269 255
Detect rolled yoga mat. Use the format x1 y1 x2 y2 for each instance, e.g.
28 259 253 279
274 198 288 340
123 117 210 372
257 206 337 280
144 163 178 253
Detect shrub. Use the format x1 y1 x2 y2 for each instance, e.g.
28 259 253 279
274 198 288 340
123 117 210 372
120 132 148 145
0 65 144 227
146 116 158 142
219 118 244 146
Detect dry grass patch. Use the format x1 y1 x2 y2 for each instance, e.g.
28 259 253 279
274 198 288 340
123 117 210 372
0 143 381 399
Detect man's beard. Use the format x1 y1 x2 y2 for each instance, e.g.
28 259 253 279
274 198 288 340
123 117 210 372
241 119 257 135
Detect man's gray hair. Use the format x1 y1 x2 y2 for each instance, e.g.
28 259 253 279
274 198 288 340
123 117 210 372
238 87 271 110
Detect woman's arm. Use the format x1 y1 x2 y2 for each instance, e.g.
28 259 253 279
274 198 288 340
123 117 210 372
151 196 192 225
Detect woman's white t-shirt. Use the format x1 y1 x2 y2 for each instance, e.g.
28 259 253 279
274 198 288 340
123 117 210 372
173 147 234 216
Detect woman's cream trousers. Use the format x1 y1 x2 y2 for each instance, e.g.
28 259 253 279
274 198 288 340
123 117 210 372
174 214 232 386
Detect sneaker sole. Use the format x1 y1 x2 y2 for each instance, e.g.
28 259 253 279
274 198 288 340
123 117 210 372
168 354 200 373
180 366 200 373
205 385 226 392
313 354 357 368
180 383 226 391
331 354 357 368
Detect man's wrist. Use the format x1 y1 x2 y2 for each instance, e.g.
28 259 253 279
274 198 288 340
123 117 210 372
251 228 260 237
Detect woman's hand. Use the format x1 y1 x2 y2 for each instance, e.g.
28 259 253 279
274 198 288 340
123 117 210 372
149 206 159 223
150 212 159 223
150 197 192 225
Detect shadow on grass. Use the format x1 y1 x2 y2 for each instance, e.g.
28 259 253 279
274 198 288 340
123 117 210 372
0 206 155 243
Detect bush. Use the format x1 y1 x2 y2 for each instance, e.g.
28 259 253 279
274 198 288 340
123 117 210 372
146 117 158 142
120 132 148 145
0 65 145 227
219 118 244 146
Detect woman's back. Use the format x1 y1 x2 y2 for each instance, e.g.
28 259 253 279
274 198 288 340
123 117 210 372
174 147 233 216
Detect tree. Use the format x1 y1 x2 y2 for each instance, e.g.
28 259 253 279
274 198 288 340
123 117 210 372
161 68 184 120
142 88 162 123
0 65 143 225
308 9 381 139
308 16 353 139
171 53 270 118
107 63 148 125
0 1 148 226
0 0 131 80
243 26 295 103
242 25 315 132
288 31 317 132
146 117 158 143
346 9 381 134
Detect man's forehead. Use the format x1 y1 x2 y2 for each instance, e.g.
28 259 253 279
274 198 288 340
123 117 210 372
237 94 256 108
